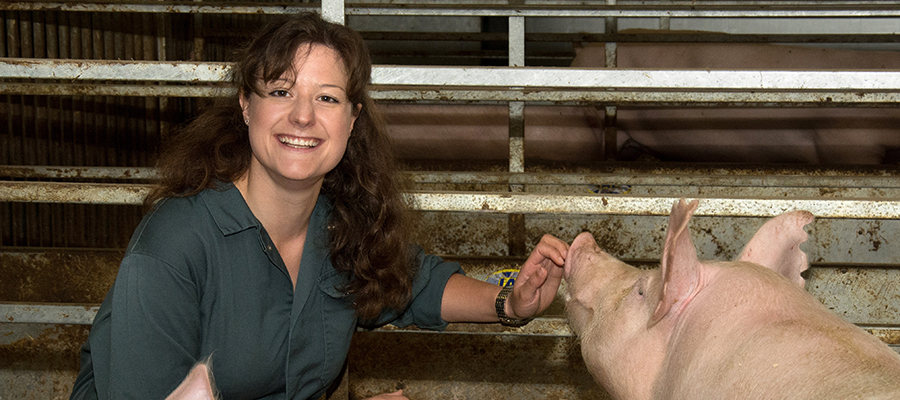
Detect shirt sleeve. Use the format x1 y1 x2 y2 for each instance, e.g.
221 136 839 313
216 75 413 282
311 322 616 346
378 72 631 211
75 252 203 399
361 245 465 331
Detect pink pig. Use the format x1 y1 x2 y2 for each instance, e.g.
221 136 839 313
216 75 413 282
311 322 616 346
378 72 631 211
564 199 900 399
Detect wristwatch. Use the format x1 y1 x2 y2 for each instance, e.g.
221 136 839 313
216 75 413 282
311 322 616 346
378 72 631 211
494 284 529 327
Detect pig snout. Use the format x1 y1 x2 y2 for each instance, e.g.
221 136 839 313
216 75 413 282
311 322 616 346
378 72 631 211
565 231 605 281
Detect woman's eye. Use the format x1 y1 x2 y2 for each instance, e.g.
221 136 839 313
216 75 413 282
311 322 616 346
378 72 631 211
269 90 290 97
319 95 339 103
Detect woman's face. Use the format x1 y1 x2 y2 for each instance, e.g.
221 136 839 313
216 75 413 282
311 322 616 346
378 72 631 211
239 43 360 190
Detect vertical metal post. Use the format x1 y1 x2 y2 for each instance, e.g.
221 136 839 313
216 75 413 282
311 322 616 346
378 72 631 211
604 0 618 160
508 16 526 257
507 16 525 176
321 0 346 25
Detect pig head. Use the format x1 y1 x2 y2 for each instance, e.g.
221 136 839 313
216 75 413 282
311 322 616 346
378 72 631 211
564 199 900 400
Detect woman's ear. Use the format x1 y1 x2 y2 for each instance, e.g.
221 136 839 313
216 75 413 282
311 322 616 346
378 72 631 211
349 103 362 133
239 92 250 125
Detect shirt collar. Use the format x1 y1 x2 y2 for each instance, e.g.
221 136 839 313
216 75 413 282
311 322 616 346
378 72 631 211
198 181 334 237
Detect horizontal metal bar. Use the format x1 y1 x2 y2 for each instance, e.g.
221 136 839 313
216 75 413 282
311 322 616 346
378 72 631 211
409 192 900 218
2 303 896 347
350 6 900 18
0 59 229 82
370 89 900 106
5 60 900 93
4 1 900 17
361 31 900 44
0 166 160 180
409 171 900 189
0 83 231 98
373 66 900 90
6 82 900 106
0 2 318 14
0 181 148 205
4 181 900 219
1 303 99 325
8 166 900 190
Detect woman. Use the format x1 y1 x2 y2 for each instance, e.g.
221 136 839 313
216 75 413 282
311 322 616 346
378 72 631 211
70 12 567 400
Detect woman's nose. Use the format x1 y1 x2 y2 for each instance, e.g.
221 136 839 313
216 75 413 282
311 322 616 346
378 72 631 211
289 97 315 126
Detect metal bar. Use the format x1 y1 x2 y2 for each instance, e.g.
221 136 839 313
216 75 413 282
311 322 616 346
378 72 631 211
0 181 148 204
508 16 525 67
361 31 900 44
372 66 900 90
1 303 100 325
4 2 900 18
4 82 900 106
6 60 900 92
5 166 900 188
0 165 160 179
367 89 900 106
2 303 897 347
0 59 230 82
4 181 900 219
408 193 900 219
322 0 346 25
0 83 231 97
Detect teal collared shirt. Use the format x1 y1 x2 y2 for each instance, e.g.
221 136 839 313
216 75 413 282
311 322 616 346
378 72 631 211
71 183 463 400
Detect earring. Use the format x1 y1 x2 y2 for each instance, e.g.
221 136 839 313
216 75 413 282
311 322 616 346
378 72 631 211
244 118 249 125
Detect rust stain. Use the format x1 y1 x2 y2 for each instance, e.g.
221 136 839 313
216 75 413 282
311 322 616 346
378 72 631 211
0 251 123 303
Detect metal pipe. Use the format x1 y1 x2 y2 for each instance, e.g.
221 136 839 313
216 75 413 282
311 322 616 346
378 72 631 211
4 166 900 189
5 60 900 95
4 181 900 219
4 2 900 18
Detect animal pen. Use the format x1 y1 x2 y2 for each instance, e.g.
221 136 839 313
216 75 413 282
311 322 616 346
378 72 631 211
1 0 900 398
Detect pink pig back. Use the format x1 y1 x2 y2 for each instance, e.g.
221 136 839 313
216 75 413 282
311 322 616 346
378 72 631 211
653 201 900 400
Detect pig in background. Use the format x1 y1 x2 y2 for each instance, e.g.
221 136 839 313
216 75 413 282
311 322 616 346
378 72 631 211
383 32 900 165
564 199 900 399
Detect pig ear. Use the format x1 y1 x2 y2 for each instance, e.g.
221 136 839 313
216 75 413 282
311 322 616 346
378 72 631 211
651 199 703 326
166 363 217 400
735 210 814 287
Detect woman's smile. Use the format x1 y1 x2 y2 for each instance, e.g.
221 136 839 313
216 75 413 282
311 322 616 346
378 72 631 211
278 135 321 149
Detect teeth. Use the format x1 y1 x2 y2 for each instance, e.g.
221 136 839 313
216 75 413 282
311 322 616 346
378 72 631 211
279 136 319 148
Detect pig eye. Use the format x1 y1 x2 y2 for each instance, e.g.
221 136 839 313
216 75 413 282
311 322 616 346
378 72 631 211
638 288 644 296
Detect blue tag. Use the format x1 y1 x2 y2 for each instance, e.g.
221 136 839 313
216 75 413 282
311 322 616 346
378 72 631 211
486 269 519 287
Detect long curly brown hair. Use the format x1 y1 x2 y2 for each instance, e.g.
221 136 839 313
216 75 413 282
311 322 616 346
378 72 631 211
146 12 414 320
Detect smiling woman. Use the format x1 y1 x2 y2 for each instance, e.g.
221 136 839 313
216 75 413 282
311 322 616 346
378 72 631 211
68 11 568 400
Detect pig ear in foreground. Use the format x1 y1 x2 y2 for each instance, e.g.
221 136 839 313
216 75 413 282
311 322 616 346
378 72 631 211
166 363 217 400
651 199 703 326
735 210 814 287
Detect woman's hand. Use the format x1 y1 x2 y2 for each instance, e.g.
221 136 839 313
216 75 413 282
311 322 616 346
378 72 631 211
365 390 408 399
507 234 569 320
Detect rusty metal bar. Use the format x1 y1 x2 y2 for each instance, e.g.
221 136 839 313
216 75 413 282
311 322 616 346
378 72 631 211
0 83 230 97
4 1 900 18
5 60 900 92
8 166 900 189
0 165 159 179
7 83 900 107
0 181 148 204
409 193 900 219
1 303 896 348
4 181 900 219
1 303 100 325
0 59 229 82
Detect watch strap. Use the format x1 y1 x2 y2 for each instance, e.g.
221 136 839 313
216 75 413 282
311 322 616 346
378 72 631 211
494 284 529 327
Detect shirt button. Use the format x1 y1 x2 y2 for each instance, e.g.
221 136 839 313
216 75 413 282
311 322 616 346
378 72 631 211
267 245 273 251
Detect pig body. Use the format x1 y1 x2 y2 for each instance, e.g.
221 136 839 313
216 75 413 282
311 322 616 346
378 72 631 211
564 200 900 399
383 35 900 165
